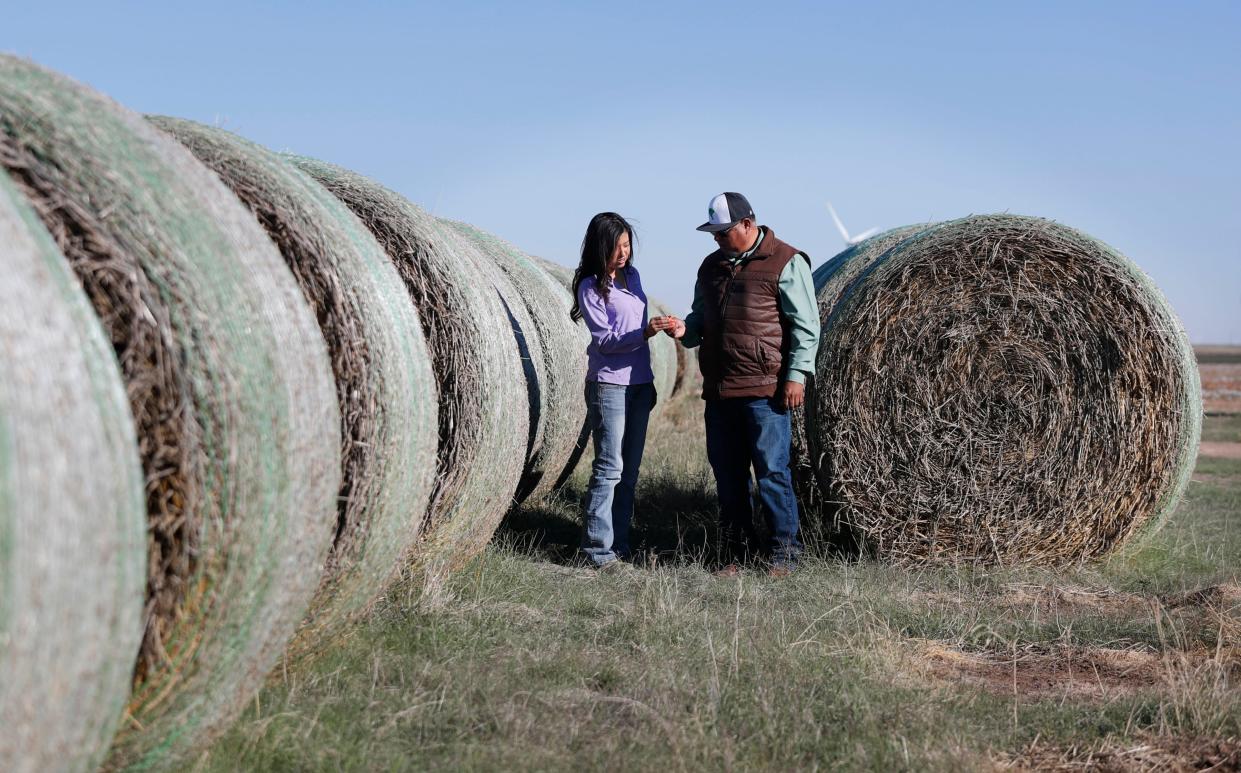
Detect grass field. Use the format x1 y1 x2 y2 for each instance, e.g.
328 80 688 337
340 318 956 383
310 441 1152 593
195 377 1240 772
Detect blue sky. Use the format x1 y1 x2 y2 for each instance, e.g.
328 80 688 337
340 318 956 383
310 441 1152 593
7 1 1239 341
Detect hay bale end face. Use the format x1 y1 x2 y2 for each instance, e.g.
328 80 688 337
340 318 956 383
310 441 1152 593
150 117 438 642
290 156 528 578
0 56 341 769
809 215 1201 563
0 170 145 773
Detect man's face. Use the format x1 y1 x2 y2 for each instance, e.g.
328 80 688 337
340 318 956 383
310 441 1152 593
712 218 756 254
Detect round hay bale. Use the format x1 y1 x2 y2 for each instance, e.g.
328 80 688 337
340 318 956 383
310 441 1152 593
0 170 145 773
809 214 1201 563
527 256 594 491
0 56 340 769
289 156 528 578
440 221 588 503
791 226 929 530
149 118 437 641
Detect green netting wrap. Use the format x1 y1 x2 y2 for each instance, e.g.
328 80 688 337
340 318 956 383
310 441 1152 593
0 56 341 769
149 118 437 644
290 157 528 580
808 214 1201 564
0 171 144 773
528 256 594 490
441 222 589 503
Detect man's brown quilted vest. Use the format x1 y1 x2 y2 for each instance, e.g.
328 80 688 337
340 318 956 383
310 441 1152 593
697 228 808 400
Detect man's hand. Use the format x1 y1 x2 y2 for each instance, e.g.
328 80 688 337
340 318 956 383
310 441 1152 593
664 316 687 339
781 380 805 410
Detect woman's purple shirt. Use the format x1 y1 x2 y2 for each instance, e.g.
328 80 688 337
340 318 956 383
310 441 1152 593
578 266 654 385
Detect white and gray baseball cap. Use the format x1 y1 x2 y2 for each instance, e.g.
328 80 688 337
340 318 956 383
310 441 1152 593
696 191 755 232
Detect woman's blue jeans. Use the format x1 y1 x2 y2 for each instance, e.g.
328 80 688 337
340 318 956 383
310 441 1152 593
581 381 655 566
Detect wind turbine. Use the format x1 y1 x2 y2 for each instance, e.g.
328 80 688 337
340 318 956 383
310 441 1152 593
827 202 878 246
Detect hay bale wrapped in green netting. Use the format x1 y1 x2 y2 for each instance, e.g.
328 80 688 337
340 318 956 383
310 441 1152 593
290 156 529 577
791 226 929 527
0 171 145 773
440 221 588 503
808 214 1201 564
148 118 438 642
0 56 340 769
527 256 594 491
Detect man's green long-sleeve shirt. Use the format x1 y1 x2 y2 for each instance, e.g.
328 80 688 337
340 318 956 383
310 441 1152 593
679 228 820 385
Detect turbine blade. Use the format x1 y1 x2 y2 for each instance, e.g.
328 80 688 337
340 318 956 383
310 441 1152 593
853 227 880 242
826 201 851 243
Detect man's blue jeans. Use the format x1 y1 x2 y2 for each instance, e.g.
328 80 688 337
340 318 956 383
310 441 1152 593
705 395 802 567
581 381 655 567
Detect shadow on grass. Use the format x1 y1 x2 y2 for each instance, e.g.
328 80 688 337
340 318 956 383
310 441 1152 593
497 473 861 568
496 472 732 568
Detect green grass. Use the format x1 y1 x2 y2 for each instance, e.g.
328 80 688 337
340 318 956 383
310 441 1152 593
194 403 1240 772
1201 413 1241 443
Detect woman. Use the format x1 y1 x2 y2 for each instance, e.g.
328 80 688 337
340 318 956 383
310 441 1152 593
571 212 670 570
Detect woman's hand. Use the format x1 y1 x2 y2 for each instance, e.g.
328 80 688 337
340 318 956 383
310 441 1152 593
644 316 667 339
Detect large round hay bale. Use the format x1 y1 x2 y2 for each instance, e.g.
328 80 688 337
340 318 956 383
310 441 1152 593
0 171 145 773
290 156 528 578
527 256 594 491
0 56 340 769
149 118 438 640
791 226 929 528
809 214 1201 563
441 221 588 503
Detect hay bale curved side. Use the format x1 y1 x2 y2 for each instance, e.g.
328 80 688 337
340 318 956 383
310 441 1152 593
435 220 541 508
0 56 340 769
528 256 594 491
791 226 930 534
290 157 527 577
150 118 437 640
810 214 1200 563
0 171 145 773
441 221 588 503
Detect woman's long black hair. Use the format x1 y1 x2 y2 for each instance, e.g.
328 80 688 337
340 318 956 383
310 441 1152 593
570 212 636 322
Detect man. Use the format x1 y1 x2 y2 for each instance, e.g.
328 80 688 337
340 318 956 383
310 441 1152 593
667 192 820 576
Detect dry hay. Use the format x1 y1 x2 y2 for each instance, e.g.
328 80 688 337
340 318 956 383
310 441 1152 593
0 56 340 769
149 118 438 641
792 226 929 534
440 220 588 503
290 156 528 578
998 733 1241 772
0 171 145 773
527 256 595 491
807 215 1201 564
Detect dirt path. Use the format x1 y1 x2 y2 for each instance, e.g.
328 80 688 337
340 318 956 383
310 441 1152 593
1199 441 1241 460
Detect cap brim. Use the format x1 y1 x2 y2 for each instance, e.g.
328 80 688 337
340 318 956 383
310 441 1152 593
696 220 737 233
